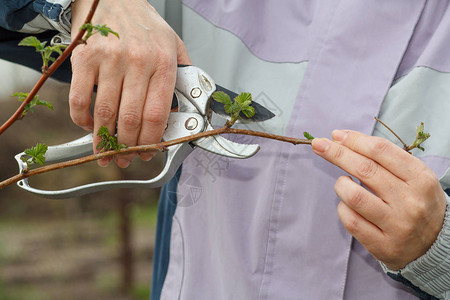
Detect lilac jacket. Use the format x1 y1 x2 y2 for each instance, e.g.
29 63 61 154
6 0 450 299
159 1 450 299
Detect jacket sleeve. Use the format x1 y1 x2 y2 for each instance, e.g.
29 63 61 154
380 191 450 300
0 0 73 36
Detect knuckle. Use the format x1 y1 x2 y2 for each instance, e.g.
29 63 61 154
338 203 360 235
96 104 116 122
408 201 428 221
106 46 122 61
370 138 391 156
143 105 168 128
333 145 346 161
71 48 90 65
348 188 365 209
398 221 416 237
356 160 378 179
177 38 187 53
120 110 142 130
345 216 360 235
69 93 87 111
127 48 147 66
420 169 438 188
156 52 176 74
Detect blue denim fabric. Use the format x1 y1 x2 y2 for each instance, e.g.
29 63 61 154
387 272 439 300
33 0 65 21
150 167 180 300
0 0 37 31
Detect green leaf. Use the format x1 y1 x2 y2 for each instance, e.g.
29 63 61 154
81 23 120 41
80 23 94 39
234 92 252 106
95 24 120 38
13 92 53 117
34 99 54 110
97 126 110 138
18 36 66 70
233 92 254 120
241 106 255 118
212 91 232 105
49 45 64 56
18 36 46 52
408 122 430 151
303 132 315 140
11 92 28 102
213 91 259 124
21 143 48 168
18 36 41 47
97 126 127 152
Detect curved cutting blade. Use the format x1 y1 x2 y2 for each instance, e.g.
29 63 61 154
211 85 276 122
192 124 260 159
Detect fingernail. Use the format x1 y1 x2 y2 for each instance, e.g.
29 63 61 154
140 152 155 162
98 157 112 167
117 158 131 168
332 130 347 142
312 138 330 154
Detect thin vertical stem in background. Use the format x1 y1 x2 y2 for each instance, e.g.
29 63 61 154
118 189 134 294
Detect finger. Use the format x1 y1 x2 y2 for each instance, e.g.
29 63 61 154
176 36 192 65
331 130 424 182
138 59 177 161
337 201 385 256
335 176 390 229
93 64 124 167
69 54 96 131
312 138 405 201
114 66 151 168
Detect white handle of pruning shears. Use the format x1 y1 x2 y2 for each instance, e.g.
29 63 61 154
15 112 205 199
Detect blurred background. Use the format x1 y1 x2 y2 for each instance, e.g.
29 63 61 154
0 59 164 300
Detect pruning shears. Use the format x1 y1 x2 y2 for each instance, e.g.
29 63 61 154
14 65 275 199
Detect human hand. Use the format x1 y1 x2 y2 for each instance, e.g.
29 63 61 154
69 0 191 167
312 130 447 270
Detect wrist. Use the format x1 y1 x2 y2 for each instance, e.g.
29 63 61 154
380 194 450 299
71 0 93 36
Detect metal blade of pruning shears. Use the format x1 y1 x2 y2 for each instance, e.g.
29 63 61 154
211 85 276 122
171 85 275 122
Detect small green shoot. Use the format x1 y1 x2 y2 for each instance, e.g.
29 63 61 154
97 126 127 152
408 122 430 151
375 117 431 153
18 36 67 71
21 143 48 169
303 132 315 140
212 91 255 125
81 23 120 41
12 92 53 118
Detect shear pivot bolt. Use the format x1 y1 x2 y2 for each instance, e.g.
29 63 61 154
190 87 202 98
185 117 198 130
53 36 62 44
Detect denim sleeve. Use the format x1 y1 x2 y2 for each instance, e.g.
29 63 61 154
0 0 73 35
0 0 38 31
